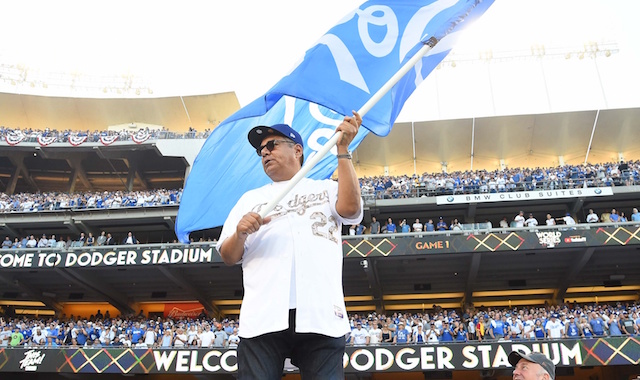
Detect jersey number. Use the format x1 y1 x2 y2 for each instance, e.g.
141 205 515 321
311 212 339 243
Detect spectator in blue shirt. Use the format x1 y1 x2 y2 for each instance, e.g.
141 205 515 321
425 219 435 232
393 322 411 344
385 218 396 233
129 323 144 344
609 209 620 223
440 321 454 342
589 312 607 336
400 219 410 233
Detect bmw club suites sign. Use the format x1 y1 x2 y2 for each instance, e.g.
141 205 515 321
437 187 613 205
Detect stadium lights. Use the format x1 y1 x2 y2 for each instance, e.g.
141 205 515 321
565 285 640 293
471 299 548 307
567 295 638 303
472 288 555 297
0 300 46 307
214 300 243 306
344 295 375 302
383 293 464 301
14 309 56 316
346 305 378 312
385 303 462 311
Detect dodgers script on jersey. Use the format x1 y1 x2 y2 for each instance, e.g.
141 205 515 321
217 178 363 339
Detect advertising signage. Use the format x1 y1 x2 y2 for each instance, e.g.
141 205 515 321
0 225 638 268
0 246 220 269
343 225 640 258
0 338 636 374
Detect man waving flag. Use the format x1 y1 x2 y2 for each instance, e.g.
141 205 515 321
176 0 494 242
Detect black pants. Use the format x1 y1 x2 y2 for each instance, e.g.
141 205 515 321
237 309 345 380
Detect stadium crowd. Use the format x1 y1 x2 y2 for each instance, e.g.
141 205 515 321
0 189 181 213
0 126 211 143
0 230 154 249
1 160 637 215
345 302 640 345
1 302 639 348
360 160 639 199
349 207 640 236
1 206 638 248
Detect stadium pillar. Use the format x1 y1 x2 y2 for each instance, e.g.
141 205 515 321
8 153 40 193
126 168 135 191
465 202 477 223
66 156 93 191
68 167 79 193
183 165 191 188
463 252 482 306
123 153 150 190
554 247 595 304
55 268 135 316
0 273 64 315
5 166 20 194
157 266 222 318
362 259 384 313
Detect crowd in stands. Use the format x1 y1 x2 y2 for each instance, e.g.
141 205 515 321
1 231 217 249
0 189 181 213
1 160 638 215
0 309 238 349
1 207 638 249
1 230 148 249
349 207 640 236
0 126 211 143
2 302 639 348
360 160 639 199
345 301 640 346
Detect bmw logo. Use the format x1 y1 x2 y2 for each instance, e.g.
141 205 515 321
447 196 454 202
594 188 602 194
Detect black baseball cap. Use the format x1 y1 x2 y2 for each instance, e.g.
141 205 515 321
248 124 303 150
508 351 555 379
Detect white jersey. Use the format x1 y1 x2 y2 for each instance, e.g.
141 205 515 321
351 328 369 345
143 330 156 346
218 178 363 339
199 330 215 347
524 319 536 338
228 334 240 348
545 320 564 338
174 333 187 347
426 329 439 343
369 328 381 344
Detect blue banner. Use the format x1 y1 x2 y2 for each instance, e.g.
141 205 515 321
176 0 494 242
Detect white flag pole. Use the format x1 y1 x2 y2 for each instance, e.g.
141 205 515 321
259 40 436 219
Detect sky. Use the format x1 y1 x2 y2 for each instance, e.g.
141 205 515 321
1 0 639 122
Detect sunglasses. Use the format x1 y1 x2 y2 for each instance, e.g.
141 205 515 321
256 139 295 156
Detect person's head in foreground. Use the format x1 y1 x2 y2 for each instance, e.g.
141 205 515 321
508 351 555 380
248 124 304 182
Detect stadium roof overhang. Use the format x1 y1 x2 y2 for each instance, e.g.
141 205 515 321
1 90 638 180
353 107 640 176
0 91 240 133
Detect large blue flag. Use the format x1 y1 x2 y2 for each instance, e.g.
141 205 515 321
176 0 494 242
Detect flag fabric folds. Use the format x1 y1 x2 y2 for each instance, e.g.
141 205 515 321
175 0 494 242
